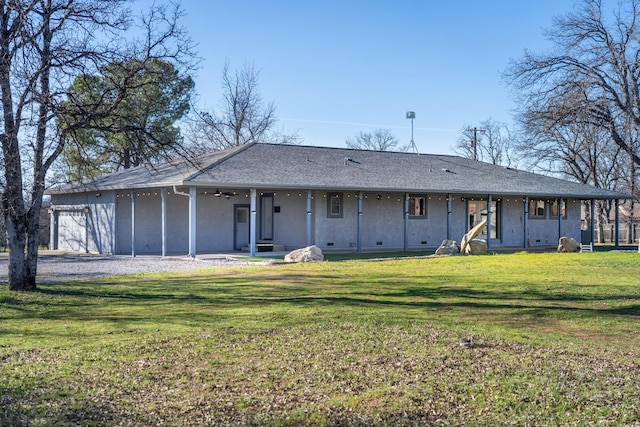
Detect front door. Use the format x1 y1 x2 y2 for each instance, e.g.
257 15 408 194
234 205 250 250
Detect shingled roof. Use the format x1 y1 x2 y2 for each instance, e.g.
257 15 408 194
47 143 629 199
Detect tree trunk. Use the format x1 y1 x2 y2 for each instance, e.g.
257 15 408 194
3 191 43 291
26 201 43 287
5 210 33 291
1 139 33 290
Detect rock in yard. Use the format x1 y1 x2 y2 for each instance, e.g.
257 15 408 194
557 236 580 253
435 239 460 256
464 239 487 255
284 245 324 263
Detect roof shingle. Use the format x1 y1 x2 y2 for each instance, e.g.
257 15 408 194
47 143 629 199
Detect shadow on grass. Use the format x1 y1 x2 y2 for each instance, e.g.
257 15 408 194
3 271 638 330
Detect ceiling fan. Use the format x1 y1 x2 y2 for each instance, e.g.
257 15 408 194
199 189 238 198
214 189 236 198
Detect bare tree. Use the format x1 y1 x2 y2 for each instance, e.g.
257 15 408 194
506 0 640 242
455 119 516 166
516 83 622 185
515 85 628 241
507 0 640 168
188 62 300 153
0 1 195 291
345 128 406 152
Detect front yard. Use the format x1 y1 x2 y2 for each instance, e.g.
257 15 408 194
1 252 639 425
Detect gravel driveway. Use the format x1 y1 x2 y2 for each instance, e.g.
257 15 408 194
0 253 275 283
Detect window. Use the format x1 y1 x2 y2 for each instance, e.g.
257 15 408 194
550 199 567 219
327 192 343 218
529 199 546 218
408 195 427 218
260 193 274 240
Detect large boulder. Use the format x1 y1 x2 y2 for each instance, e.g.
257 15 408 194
435 239 460 256
284 245 324 263
460 219 487 254
557 237 580 253
464 239 487 255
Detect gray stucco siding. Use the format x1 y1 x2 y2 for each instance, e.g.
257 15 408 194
406 200 443 249
195 195 234 252
87 192 116 254
115 192 132 254
315 194 358 251
361 194 404 251
500 199 526 247
135 192 163 254
271 192 309 250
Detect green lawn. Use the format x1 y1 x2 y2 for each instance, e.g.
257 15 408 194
1 252 640 426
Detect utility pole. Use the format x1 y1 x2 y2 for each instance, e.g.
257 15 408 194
469 126 485 161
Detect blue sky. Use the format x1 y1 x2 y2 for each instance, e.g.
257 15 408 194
177 0 576 154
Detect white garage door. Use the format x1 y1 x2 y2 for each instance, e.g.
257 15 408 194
58 211 86 252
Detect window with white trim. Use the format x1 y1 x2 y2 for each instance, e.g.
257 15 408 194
327 192 343 218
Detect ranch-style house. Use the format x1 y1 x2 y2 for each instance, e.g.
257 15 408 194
46 143 629 256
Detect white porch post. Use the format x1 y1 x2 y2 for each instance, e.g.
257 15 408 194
404 192 409 251
131 191 136 257
487 194 492 251
84 207 89 254
250 189 257 256
188 186 196 258
306 190 312 246
357 191 363 253
558 197 563 241
615 199 620 248
523 196 529 249
446 194 452 240
161 188 167 257
49 208 57 250
590 199 595 244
